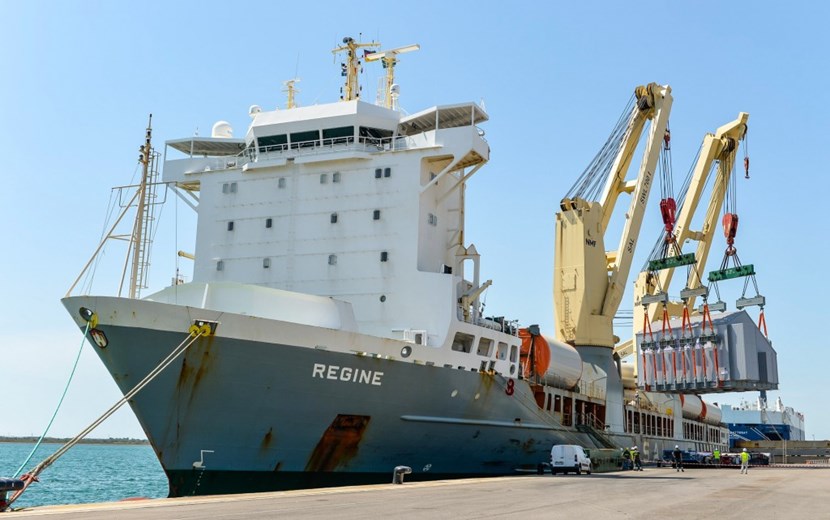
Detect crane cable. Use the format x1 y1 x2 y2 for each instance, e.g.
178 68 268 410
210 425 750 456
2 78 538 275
4 327 208 511
564 95 641 202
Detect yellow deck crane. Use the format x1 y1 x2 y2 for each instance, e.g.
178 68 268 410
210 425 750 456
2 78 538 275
553 83 672 432
613 113 749 361
621 112 775 396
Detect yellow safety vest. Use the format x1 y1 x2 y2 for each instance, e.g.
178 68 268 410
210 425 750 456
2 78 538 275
740 452 749 463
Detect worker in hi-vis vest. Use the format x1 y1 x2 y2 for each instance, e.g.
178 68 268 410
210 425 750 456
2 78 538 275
740 448 750 474
631 446 642 471
713 449 721 466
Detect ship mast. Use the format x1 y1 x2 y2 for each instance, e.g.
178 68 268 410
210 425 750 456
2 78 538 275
332 36 379 101
283 79 300 109
127 114 157 299
364 44 420 109
65 116 161 299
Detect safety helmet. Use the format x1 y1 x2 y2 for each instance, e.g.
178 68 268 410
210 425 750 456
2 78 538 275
675 445 679 449
632 446 637 449
743 448 747 452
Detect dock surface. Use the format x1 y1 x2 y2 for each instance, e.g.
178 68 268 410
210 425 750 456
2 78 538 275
8 466 829 519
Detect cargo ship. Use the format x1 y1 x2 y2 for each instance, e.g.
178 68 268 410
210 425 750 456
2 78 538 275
722 396 806 446
60 37 757 496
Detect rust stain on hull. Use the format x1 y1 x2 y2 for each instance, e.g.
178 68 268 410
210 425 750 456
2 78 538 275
260 427 274 453
305 414 371 472
175 335 216 406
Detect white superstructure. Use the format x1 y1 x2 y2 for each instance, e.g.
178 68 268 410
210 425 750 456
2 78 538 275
164 99 490 348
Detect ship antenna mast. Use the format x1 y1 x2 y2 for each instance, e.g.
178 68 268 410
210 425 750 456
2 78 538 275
127 114 158 299
332 36 379 101
365 44 420 109
283 78 300 109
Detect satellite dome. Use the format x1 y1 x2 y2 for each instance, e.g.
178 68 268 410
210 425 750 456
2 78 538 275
248 105 262 118
211 121 233 138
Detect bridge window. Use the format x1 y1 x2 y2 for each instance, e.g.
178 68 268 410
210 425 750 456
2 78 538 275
323 126 354 144
290 130 320 149
259 134 287 150
359 126 393 140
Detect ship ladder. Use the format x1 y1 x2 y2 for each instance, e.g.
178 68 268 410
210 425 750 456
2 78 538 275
2 327 208 511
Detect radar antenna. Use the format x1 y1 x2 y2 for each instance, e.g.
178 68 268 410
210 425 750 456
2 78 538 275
332 36 379 102
365 44 420 109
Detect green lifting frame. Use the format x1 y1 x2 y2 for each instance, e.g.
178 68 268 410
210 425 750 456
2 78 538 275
648 253 697 272
708 264 755 282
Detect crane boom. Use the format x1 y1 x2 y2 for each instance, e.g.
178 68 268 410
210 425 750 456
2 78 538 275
555 83 672 348
633 113 748 326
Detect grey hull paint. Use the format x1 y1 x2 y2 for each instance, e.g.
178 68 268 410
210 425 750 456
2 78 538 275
65 296 633 496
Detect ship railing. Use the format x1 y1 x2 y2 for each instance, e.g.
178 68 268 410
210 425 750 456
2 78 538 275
575 379 606 401
165 135 424 175
252 136 418 164
577 412 606 431
457 312 518 337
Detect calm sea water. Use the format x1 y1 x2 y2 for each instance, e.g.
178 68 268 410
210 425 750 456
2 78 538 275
0 442 168 509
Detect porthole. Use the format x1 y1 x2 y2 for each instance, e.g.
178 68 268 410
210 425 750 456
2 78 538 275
401 346 412 358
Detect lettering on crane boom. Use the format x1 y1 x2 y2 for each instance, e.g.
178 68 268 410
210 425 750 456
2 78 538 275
638 171 653 205
708 264 755 282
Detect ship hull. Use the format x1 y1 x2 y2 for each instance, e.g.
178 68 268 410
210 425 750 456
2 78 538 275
64 295 605 497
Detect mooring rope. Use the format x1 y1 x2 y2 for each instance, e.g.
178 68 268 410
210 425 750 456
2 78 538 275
12 322 91 478
5 328 206 510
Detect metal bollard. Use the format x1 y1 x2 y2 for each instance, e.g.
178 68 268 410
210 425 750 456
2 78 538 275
392 465 412 484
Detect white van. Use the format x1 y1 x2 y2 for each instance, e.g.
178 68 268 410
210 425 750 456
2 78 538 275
550 444 592 475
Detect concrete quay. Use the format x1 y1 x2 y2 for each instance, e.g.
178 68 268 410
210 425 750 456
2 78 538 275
7 466 829 519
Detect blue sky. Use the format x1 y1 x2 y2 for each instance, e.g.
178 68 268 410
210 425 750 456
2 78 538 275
1 1 828 442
